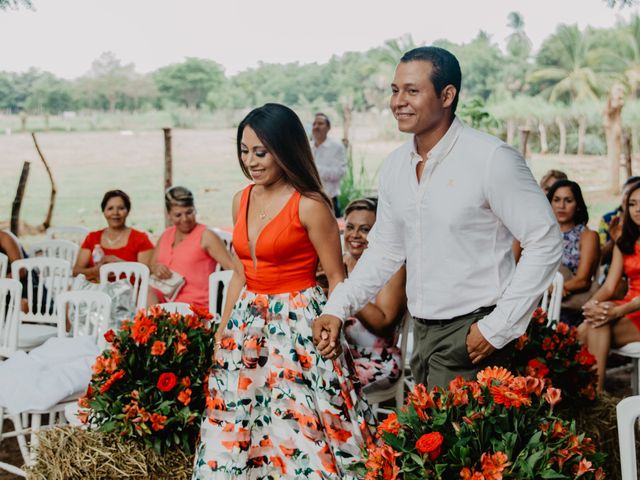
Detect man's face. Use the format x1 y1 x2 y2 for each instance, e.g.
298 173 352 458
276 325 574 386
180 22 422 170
312 115 330 141
390 60 451 136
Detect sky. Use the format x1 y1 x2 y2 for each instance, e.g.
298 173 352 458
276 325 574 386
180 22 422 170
0 0 638 79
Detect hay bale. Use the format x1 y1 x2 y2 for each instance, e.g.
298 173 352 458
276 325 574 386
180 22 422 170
27 426 193 480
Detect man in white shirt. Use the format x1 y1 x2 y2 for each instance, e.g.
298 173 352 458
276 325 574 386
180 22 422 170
311 113 347 217
313 46 562 388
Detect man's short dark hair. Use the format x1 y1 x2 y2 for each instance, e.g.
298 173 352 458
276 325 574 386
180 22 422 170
400 46 462 113
315 112 331 128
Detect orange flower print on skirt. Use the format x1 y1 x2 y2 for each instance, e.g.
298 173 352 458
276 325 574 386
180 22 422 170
192 286 376 479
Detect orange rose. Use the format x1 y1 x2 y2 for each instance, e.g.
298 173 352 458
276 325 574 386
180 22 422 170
150 340 166 356
416 431 444 461
103 329 116 343
157 372 178 392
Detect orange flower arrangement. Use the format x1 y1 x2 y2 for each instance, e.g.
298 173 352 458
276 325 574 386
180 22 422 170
510 308 598 404
356 367 605 480
80 304 216 454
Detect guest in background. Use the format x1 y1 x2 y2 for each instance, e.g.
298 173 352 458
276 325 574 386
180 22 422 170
0 230 30 312
311 112 347 217
580 180 640 392
147 186 234 308
599 176 640 266
73 190 153 282
341 197 407 393
547 180 600 324
540 169 568 195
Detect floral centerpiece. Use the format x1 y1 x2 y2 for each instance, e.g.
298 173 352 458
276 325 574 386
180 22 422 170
511 307 598 404
361 367 605 479
78 304 216 454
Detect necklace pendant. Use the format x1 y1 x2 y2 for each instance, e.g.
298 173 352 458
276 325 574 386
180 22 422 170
259 212 267 220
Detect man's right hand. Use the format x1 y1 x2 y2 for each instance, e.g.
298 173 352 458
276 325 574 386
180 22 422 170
312 314 342 358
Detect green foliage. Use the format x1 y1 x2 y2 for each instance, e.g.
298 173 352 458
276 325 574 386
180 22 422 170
154 58 225 110
458 97 499 131
0 0 32 10
338 147 376 210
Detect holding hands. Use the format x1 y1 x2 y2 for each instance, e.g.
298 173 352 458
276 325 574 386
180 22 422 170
312 314 343 359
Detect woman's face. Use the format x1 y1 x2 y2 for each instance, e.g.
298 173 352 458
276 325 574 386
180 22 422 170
169 205 197 234
344 209 376 259
240 126 284 187
103 196 129 228
542 176 559 195
627 189 640 226
551 186 577 225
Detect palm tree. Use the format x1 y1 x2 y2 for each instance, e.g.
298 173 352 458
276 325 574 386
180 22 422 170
528 25 603 103
506 11 532 59
377 34 419 67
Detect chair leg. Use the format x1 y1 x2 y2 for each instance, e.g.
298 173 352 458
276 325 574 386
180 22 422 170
11 414 30 467
633 359 639 396
29 413 41 464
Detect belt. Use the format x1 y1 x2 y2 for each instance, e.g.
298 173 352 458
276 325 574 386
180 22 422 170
414 305 495 327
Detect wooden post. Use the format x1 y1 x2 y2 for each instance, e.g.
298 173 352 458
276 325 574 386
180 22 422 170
624 127 633 178
519 127 531 159
604 83 625 195
11 161 30 236
163 128 173 227
31 132 57 231
340 95 353 149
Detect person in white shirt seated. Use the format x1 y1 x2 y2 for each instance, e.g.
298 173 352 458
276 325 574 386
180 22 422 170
312 46 562 389
311 112 346 217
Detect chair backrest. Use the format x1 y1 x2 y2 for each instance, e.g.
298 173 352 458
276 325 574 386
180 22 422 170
100 262 149 311
209 270 233 317
0 278 23 357
155 302 192 315
11 257 71 324
210 227 233 252
46 225 90 245
541 271 564 323
0 252 7 278
27 239 80 266
616 394 640 479
56 290 112 343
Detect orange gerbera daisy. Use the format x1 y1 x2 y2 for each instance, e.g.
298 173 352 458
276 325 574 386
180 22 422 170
477 366 514 387
130 316 157 345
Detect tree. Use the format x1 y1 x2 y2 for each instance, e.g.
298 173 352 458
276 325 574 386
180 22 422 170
0 0 32 10
80 52 137 111
154 58 225 110
506 12 532 59
25 73 74 115
529 25 603 103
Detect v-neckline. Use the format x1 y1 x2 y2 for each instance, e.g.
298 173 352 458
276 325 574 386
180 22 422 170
245 185 296 271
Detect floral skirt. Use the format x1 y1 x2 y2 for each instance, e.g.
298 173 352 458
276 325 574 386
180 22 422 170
192 286 376 480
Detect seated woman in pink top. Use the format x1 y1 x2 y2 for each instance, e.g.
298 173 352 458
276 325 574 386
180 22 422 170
148 186 234 308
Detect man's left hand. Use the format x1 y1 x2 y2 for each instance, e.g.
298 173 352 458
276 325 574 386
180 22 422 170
466 323 495 365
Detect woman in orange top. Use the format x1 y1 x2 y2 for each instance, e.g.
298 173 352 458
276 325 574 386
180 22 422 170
580 180 640 392
73 190 153 282
192 104 375 479
148 186 234 308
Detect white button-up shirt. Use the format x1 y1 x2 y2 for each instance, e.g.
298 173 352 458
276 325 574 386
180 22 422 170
323 118 562 349
311 137 347 198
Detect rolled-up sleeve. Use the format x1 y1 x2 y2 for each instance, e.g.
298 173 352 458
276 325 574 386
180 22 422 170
477 145 562 348
322 161 406 321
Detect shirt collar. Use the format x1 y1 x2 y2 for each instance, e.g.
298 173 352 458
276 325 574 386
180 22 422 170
409 116 463 167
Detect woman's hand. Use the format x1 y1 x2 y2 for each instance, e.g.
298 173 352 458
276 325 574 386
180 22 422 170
312 314 343 358
583 300 620 327
102 254 124 264
152 263 172 279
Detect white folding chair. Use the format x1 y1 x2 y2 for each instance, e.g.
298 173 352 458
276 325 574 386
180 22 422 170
11 258 71 324
100 262 149 311
56 290 112 345
611 343 640 395
366 312 412 414
28 239 80 266
0 252 7 278
46 225 90 245
0 278 23 359
155 302 192 315
541 271 564 323
617 395 640 479
209 270 233 317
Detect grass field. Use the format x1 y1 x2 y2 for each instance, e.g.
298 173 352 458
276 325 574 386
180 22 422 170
0 121 631 245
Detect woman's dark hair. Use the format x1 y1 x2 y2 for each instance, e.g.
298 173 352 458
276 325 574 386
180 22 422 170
546 180 589 225
344 197 378 218
400 46 462 113
165 186 194 212
101 190 131 212
237 103 331 208
617 181 640 254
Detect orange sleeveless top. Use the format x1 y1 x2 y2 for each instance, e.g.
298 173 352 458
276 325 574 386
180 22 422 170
233 185 318 294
